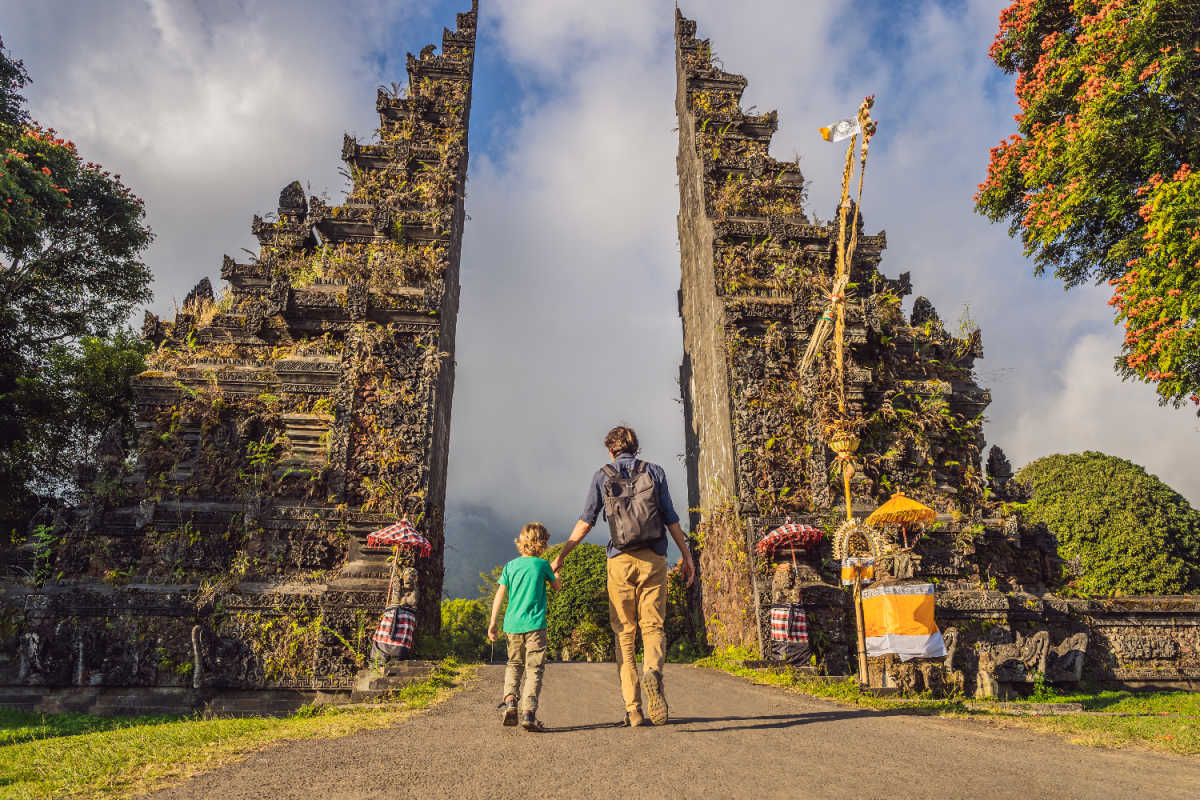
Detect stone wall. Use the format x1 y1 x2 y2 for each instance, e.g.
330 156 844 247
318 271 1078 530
0 2 478 700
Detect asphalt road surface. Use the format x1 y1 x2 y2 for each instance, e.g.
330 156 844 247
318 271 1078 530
149 663 1200 799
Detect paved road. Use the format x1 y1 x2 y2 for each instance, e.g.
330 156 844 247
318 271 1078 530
150 664 1200 799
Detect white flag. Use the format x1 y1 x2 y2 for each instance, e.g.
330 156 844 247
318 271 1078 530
819 118 860 142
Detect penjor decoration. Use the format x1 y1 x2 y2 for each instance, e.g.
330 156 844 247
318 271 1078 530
804 94 879 683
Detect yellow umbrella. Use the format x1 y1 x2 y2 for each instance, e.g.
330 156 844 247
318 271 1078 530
865 492 935 548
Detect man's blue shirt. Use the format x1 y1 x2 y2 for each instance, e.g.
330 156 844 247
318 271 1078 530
580 453 680 558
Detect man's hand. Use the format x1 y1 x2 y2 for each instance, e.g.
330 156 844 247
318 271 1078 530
487 623 499 642
679 551 695 587
667 522 696 587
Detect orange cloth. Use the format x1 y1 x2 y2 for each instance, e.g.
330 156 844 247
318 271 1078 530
862 587 937 638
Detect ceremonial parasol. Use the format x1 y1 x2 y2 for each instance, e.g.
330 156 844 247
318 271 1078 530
865 492 935 548
366 520 432 634
366 519 432 557
754 522 824 559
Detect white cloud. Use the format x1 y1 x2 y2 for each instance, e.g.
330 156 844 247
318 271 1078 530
3 0 423 311
1009 333 1200 498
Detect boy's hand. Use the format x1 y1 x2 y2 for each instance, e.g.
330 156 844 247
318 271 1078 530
487 624 498 642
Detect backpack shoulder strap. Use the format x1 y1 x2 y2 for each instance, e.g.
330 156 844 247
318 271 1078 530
600 464 619 479
633 460 648 475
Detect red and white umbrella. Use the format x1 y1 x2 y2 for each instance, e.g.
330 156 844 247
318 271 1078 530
366 519 432 558
755 522 824 558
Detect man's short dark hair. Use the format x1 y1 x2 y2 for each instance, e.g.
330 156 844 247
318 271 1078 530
604 425 639 456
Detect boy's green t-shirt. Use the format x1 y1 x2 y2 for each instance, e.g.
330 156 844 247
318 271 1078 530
499 556 556 634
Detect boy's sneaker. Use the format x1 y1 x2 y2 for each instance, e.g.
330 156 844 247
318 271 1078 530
641 669 668 726
499 696 518 726
520 711 544 732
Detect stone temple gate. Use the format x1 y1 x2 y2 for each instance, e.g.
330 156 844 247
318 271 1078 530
1 4 1197 711
2 3 478 709
673 9 1199 693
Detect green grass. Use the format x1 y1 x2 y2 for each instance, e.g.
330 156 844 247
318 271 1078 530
696 647 1200 757
0 659 472 800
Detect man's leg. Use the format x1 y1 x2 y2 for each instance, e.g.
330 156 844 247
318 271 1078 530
521 628 548 715
636 551 669 674
636 551 669 724
607 553 642 720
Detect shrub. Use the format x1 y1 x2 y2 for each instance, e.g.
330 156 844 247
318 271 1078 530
543 542 613 660
1015 452 1200 595
438 598 490 661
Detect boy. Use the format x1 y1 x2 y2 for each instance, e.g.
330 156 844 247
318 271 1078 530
487 522 560 731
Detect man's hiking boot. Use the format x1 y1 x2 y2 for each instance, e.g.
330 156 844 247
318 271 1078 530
500 696 518 726
623 711 646 728
520 711 544 732
641 669 668 726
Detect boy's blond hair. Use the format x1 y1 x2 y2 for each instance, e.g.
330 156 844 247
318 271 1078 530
515 522 550 556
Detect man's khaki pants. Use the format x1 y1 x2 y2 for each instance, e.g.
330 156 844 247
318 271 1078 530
607 547 667 715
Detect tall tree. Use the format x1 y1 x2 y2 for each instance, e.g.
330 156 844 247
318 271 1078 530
976 0 1200 412
0 36 153 530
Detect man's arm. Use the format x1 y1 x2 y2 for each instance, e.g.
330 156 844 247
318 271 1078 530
550 519 591 573
487 584 508 642
650 464 695 587
667 521 695 587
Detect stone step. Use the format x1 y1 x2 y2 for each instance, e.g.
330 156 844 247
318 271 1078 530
350 660 438 701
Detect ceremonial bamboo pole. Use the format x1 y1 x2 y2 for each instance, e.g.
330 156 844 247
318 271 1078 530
854 573 868 684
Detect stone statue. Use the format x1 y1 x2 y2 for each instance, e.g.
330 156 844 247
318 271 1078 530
974 629 1089 698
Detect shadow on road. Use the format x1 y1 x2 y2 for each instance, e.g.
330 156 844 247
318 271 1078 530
542 721 628 733
670 709 902 733
536 709 902 734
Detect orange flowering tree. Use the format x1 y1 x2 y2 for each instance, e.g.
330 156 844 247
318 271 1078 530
0 37 152 527
975 0 1200 411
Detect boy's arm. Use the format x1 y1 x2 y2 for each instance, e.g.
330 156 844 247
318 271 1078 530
487 584 507 641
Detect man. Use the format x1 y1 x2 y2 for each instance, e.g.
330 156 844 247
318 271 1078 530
551 425 695 727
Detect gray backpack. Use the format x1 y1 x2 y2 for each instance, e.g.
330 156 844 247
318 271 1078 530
601 460 664 551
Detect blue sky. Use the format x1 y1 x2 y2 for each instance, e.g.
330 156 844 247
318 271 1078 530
4 0 1197 596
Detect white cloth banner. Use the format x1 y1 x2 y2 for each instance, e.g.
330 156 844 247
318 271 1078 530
865 632 946 662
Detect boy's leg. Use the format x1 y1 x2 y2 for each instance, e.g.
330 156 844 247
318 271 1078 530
520 628 548 714
503 632 527 704
607 552 642 718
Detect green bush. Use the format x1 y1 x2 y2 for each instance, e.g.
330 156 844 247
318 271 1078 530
1016 452 1200 595
438 598 490 661
543 542 613 660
